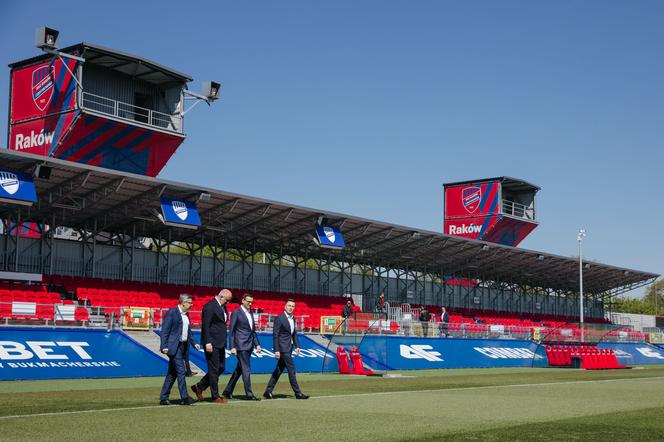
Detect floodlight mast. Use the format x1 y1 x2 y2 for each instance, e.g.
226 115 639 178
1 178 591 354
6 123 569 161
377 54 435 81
577 229 586 343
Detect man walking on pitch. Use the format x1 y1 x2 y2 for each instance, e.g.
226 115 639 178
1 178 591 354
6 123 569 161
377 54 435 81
223 293 262 400
159 294 199 405
191 289 233 403
263 299 309 400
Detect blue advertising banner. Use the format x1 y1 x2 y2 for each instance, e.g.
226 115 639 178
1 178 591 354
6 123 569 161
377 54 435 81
0 169 37 205
355 336 543 370
314 224 345 249
160 196 201 228
598 342 664 365
182 332 332 374
0 328 167 380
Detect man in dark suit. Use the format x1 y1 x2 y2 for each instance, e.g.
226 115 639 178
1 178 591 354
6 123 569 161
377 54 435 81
159 294 200 405
419 306 431 337
439 306 450 337
263 299 309 400
222 293 262 400
191 288 233 403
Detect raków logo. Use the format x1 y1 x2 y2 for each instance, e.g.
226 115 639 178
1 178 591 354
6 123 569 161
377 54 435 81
0 172 20 195
323 226 336 243
14 130 55 150
32 65 55 112
448 224 481 235
462 186 481 214
172 200 188 221
399 344 443 362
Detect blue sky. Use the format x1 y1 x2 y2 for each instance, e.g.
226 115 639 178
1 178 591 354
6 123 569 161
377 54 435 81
1 1 662 296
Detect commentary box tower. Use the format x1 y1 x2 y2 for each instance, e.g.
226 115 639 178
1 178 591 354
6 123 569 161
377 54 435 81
443 177 539 247
7 27 219 177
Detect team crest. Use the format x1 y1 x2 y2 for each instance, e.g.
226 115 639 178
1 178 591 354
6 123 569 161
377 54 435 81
0 172 20 195
462 186 481 214
323 226 336 243
172 200 188 221
32 64 55 112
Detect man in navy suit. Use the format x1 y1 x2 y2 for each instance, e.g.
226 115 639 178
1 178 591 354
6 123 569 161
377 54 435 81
191 288 233 403
159 294 200 405
263 299 309 400
222 293 262 400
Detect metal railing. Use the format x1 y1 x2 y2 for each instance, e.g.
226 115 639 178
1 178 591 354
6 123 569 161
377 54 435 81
81 92 183 133
502 199 535 220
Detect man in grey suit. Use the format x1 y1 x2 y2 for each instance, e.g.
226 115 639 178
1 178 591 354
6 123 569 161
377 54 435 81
263 299 309 400
223 293 262 400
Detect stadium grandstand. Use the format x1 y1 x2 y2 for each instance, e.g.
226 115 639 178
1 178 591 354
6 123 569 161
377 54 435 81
0 148 658 334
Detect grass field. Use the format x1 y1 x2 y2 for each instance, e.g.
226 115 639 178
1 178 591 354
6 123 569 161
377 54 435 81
1 366 664 441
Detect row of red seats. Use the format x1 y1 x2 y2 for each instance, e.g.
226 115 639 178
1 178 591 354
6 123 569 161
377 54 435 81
336 346 375 375
545 345 628 369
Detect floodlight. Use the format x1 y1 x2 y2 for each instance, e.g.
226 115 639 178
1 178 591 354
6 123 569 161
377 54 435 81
202 81 221 101
36 27 59 50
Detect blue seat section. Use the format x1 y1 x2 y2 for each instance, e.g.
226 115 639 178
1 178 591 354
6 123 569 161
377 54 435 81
0 327 167 380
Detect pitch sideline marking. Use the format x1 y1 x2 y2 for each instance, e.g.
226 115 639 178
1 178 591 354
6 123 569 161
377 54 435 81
1 375 663 420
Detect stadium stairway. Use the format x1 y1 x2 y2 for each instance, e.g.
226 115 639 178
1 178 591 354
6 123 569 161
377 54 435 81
123 330 204 373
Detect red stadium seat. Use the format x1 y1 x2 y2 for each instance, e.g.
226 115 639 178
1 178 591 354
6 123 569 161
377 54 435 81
336 346 352 374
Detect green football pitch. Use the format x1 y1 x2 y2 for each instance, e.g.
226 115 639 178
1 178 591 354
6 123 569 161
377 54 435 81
1 366 664 441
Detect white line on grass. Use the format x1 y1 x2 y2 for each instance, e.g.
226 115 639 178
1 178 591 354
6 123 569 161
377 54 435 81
1 375 663 419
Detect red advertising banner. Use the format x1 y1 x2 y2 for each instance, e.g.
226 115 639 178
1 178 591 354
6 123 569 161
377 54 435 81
10 58 78 123
9 111 78 156
444 181 501 220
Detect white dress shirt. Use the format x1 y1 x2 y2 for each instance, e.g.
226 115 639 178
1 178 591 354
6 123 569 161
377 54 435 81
241 306 254 329
285 313 295 334
216 298 226 322
178 306 189 342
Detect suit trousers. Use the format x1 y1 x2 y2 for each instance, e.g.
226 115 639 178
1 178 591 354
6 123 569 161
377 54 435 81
224 350 254 396
197 347 226 399
264 351 302 396
160 342 188 401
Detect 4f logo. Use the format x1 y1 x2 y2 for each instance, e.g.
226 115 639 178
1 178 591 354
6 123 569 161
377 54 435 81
399 344 443 362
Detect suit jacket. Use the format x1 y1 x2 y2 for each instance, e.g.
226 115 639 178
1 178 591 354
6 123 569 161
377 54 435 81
201 298 228 348
342 304 353 318
228 307 259 351
160 307 195 357
440 311 449 323
272 313 300 353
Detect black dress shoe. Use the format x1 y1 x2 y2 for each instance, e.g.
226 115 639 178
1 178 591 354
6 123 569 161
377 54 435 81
246 395 261 401
295 394 310 400
222 392 233 400
159 400 172 406
180 397 196 405
263 392 273 399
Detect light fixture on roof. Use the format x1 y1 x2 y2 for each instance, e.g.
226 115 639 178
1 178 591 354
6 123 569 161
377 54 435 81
623 270 630 276
35 27 59 49
182 81 222 114
481 245 490 251
35 26 85 90
537 255 544 261
198 192 211 202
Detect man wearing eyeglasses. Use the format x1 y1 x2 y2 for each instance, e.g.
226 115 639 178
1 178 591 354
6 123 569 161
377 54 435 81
159 294 200 405
222 293 262 400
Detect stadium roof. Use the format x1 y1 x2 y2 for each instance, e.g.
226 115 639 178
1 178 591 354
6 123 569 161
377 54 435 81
9 42 192 86
0 149 658 296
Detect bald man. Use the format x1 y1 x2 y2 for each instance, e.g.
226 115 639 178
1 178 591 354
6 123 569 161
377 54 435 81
191 289 233 403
